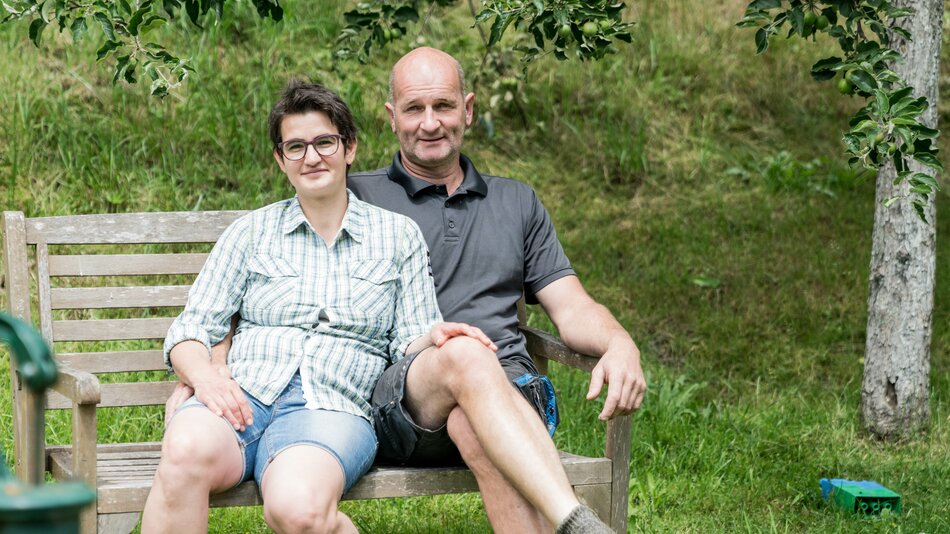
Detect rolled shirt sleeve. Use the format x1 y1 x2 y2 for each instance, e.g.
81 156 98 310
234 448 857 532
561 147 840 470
162 217 252 370
388 218 442 361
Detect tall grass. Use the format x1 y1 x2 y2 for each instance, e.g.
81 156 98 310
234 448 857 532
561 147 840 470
2 0 950 532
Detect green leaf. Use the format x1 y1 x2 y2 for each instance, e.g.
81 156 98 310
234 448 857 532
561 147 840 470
882 195 900 207
914 125 938 139
137 15 165 34
96 39 121 62
392 6 418 23
28 18 45 46
150 78 168 97
128 0 153 36
488 12 514 47
69 16 87 42
912 200 927 223
39 0 56 23
112 54 130 84
754 27 768 54
913 152 943 172
184 0 201 28
810 56 841 81
849 70 877 93
909 173 939 191
749 0 781 9
94 12 115 41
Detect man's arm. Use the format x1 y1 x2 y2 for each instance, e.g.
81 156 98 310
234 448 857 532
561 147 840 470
535 275 646 420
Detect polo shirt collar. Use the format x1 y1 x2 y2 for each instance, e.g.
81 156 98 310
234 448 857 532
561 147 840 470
282 190 365 243
387 152 488 198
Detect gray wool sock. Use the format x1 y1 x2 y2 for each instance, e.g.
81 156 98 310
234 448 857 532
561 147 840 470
554 505 614 534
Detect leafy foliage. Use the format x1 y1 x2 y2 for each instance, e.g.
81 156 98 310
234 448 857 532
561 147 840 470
1 0 283 96
334 0 633 64
738 0 942 221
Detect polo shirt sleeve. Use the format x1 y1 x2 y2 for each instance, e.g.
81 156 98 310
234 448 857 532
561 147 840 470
389 218 443 362
523 189 575 304
162 216 252 371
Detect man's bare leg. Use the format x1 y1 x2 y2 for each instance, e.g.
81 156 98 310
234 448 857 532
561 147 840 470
142 409 244 533
405 336 579 526
447 407 550 533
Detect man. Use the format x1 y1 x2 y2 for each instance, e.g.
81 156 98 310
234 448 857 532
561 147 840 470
169 48 645 533
348 47 646 533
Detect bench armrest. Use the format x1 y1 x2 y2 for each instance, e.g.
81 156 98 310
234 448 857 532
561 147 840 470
520 326 599 373
50 365 101 405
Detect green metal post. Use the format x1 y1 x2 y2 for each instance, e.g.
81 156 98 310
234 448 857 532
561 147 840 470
0 314 96 533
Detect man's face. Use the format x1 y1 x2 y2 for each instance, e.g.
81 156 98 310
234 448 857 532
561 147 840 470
273 111 356 203
386 64 475 172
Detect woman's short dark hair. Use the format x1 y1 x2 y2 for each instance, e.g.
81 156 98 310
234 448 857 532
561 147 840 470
268 80 358 153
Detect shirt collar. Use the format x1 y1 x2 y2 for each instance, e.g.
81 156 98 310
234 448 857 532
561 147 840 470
282 190 365 243
387 152 488 198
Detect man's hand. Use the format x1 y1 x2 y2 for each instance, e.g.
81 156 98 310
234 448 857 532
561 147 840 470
586 341 646 420
430 322 497 351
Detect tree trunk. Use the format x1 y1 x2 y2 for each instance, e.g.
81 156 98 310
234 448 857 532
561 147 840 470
861 0 942 439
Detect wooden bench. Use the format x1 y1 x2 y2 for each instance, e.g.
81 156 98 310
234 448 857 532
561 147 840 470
2 210 631 533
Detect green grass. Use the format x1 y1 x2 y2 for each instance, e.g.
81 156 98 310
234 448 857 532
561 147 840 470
3 0 950 532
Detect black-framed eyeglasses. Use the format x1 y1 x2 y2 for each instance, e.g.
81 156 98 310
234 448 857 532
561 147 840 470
276 134 343 161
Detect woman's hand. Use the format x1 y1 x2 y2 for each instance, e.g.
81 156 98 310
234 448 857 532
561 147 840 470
429 322 497 352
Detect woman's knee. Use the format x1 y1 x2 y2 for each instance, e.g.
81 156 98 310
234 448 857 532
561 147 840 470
264 496 339 534
158 412 240 485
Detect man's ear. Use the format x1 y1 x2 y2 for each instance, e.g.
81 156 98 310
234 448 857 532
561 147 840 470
273 148 286 173
385 102 397 133
464 92 475 127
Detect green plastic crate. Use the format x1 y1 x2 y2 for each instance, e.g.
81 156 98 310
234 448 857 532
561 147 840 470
820 478 901 516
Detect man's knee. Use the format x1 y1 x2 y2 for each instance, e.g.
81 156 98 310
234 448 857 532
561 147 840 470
435 336 505 384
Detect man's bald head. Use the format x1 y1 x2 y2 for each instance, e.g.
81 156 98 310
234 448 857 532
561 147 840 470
388 47 467 104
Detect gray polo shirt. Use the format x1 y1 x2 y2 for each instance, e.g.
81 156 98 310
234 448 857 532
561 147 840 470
348 153 575 368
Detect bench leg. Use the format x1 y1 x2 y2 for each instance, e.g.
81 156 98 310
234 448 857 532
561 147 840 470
573 483 612 528
97 512 140 534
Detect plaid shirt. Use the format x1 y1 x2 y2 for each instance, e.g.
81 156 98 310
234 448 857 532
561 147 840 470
164 191 441 422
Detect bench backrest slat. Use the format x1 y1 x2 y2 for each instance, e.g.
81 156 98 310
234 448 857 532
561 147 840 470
25 211 245 245
49 253 209 276
51 286 191 310
53 318 177 342
57 351 166 374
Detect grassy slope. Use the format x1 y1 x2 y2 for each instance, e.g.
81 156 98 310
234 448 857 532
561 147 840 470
2 0 950 532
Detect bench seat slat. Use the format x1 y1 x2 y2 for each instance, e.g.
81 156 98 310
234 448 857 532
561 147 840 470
48 446 611 515
52 317 175 341
47 381 177 410
49 253 209 276
51 286 190 310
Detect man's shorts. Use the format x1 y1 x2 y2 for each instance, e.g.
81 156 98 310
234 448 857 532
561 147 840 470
171 372 377 493
371 352 559 465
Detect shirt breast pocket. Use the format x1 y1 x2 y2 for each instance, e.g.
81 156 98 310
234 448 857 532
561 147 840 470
348 259 399 320
243 254 300 319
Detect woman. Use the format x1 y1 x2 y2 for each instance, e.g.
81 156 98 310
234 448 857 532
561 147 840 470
141 81 493 534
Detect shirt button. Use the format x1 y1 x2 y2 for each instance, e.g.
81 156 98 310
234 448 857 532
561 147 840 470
448 222 455 229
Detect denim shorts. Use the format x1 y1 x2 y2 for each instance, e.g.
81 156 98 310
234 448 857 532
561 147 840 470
173 372 377 493
371 353 558 465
